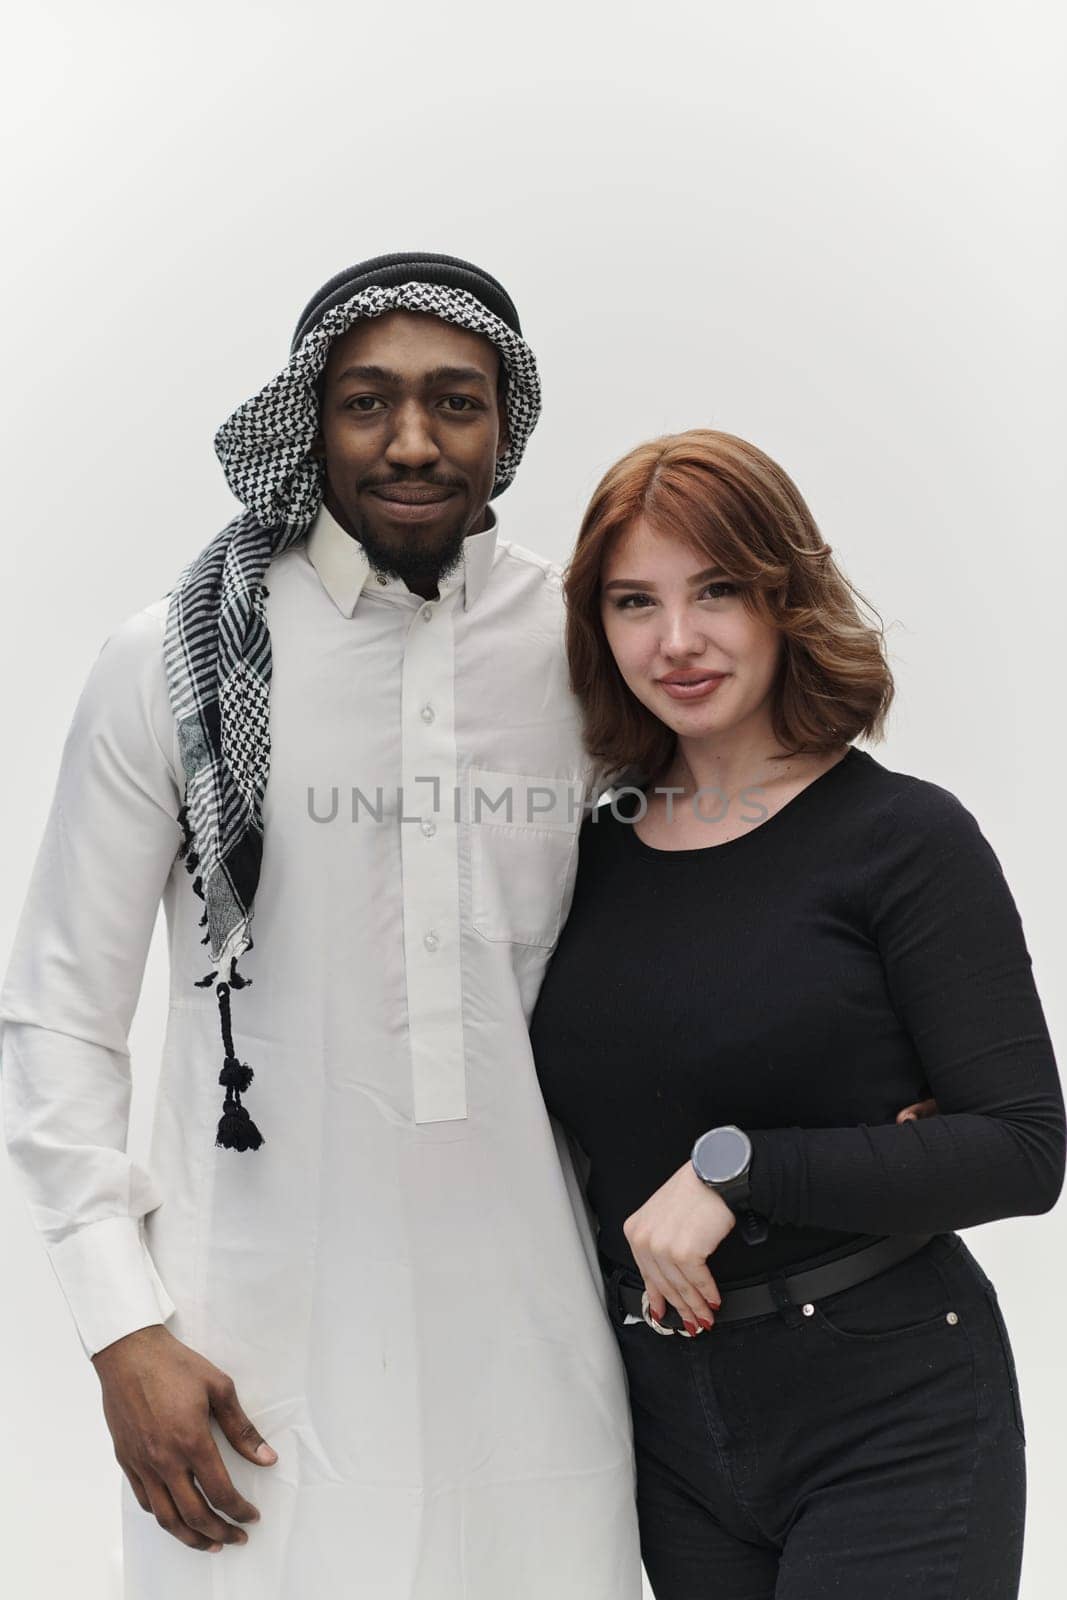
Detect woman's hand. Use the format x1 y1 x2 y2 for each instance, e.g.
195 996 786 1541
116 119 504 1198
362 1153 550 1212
897 1096 938 1124
622 1162 735 1334
623 1099 939 1335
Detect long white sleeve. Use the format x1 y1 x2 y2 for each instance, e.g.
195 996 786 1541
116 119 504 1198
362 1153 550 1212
0 605 185 1358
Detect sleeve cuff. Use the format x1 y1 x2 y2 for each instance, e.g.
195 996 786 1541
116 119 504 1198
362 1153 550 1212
746 1128 792 1223
44 1214 177 1359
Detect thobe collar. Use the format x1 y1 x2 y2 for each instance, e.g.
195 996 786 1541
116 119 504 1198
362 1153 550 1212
304 496 499 617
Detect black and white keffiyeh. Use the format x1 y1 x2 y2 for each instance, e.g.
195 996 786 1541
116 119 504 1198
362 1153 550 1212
164 257 541 1151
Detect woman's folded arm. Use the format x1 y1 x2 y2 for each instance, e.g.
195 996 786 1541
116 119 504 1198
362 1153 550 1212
747 783 1066 1235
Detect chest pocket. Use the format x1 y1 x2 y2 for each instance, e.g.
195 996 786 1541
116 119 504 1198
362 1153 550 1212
468 766 585 947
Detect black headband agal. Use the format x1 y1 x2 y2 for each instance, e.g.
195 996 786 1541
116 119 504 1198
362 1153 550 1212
290 250 524 355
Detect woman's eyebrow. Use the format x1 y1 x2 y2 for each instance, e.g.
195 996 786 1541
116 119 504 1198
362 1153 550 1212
602 566 729 591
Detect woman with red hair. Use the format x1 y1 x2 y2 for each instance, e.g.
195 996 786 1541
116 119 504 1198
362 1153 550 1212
529 429 1064 1598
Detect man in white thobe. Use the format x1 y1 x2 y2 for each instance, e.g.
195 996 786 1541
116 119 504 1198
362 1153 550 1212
0 253 641 1598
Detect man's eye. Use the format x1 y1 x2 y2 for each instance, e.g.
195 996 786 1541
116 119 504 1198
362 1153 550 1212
442 396 478 411
347 396 383 412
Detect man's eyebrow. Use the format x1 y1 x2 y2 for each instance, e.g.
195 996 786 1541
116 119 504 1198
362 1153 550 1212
601 565 730 591
333 363 492 391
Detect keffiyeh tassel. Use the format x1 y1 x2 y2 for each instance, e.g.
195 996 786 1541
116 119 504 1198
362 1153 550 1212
177 801 264 1150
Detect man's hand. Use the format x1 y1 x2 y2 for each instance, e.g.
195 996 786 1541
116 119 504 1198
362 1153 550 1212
622 1163 735 1335
897 1097 938 1124
91 1324 277 1555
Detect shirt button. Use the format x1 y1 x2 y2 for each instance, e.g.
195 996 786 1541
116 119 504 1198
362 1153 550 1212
421 818 437 837
424 931 439 951
375 574 389 586
421 604 434 621
420 704 435 723
946 1311 959 1325
801 1303 815 1316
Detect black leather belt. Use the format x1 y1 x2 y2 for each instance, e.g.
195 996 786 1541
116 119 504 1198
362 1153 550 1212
604 1233 936 1333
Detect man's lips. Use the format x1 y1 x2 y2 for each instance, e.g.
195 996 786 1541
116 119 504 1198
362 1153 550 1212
367 486 458 522
367 486 457 505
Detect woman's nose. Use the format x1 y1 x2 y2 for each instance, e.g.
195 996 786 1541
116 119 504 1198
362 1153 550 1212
658 608 707 656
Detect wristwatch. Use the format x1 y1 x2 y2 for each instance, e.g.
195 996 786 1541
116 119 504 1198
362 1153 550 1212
690 1124 769 1245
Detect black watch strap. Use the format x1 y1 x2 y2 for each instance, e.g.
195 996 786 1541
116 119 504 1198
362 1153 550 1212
736 1207 770 1245
718 1173 770 1245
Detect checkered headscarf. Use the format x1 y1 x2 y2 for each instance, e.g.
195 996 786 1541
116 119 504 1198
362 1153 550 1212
163 253 542 1150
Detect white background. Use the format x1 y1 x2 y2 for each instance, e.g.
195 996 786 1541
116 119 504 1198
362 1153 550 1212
1 2 1064 1595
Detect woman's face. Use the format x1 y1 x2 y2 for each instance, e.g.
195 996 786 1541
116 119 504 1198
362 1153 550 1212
599 515 783 743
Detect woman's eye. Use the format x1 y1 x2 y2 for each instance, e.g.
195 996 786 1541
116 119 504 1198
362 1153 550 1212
612 582 737 611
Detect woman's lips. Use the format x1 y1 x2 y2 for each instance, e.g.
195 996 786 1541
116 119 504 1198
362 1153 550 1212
658 674 728 701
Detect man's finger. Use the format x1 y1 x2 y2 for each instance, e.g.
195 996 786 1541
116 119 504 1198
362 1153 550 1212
189 1435 261 1525
123 1466 152 1515
210 1375 278 1465
168 1466 248 1548
140 1470 220 1553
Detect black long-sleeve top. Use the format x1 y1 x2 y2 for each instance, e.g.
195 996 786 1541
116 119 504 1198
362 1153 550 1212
529 746 1065 1286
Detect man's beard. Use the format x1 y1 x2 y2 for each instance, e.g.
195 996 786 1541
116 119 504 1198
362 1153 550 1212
327 487 470 591
359 520 468 590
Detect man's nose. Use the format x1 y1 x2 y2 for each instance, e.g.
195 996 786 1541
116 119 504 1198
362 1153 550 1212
384 403 441 470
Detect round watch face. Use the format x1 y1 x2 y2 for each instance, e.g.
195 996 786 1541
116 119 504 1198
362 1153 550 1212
694 1126 750 1185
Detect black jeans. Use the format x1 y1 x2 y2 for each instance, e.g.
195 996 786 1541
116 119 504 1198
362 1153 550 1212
601 1232 1026 1598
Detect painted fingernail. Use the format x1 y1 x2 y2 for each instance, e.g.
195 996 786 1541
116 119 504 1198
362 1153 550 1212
684 1320 698 1335
699 1317 714 1331
649 1306 662 1322
710 1301 722 1310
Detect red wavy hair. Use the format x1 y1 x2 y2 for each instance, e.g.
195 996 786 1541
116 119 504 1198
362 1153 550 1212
563 429 895 786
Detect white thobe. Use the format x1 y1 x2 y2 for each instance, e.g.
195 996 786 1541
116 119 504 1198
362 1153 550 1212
0 502 641 1599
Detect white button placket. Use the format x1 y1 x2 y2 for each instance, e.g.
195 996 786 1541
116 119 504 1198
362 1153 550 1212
400 595 467 1122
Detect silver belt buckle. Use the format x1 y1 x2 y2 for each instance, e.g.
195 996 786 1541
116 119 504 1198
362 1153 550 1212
641 1288 695 1336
